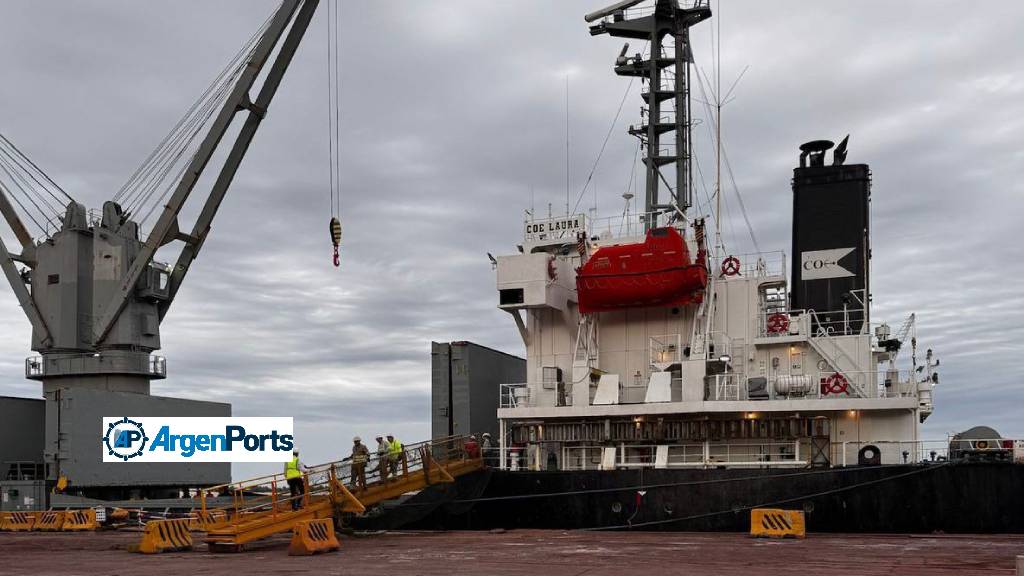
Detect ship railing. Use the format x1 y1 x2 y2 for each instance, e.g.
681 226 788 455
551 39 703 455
755 307 870 339
876 369 921 398
833 440 951 467
600 1 706 23
500 383 531 409
706 369 918 401
24 353 167 379
564 441 806 470
588 211 667 240
708 250 786 279
562 446 606 471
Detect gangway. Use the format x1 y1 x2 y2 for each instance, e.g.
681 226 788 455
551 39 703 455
196 435 482 552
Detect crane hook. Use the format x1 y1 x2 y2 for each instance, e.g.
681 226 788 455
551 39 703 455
329 216 342 268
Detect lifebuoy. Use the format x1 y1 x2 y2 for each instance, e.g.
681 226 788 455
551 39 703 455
766 313 790 334
821 372 849 395
721 256 741 276
858 444 881 466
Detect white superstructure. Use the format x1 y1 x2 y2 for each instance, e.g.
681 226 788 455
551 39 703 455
494 213 939 471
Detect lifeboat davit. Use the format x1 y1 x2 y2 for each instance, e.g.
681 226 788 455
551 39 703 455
576 227 708 313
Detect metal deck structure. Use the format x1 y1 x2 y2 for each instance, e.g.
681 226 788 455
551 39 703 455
196 435 483 551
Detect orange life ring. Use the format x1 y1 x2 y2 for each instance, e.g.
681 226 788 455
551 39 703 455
721 256 741 276
766 313 790 334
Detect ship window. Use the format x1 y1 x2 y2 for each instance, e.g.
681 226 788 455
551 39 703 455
499 288 524 305
47 274 60 285
651 228 669 237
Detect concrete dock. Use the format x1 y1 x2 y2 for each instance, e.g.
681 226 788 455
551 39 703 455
2 529 1023 575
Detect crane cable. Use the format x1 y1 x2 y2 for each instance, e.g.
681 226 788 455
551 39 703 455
0 133 74 236
326 0 342 267
112 4 277 236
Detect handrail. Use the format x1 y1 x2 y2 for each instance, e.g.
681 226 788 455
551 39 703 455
808 310 868 398
198 434 473 519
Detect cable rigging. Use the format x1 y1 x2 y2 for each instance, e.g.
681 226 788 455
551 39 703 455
326 0 342 267
0 131 76 237
111 8 276 235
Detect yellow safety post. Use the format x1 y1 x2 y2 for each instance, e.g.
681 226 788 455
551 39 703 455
288 518 340 556
130 519 194 554
750 508 806 538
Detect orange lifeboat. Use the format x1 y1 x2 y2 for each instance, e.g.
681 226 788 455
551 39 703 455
576 226 707 313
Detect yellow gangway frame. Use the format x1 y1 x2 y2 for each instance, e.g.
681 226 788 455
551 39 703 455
197 435 482 552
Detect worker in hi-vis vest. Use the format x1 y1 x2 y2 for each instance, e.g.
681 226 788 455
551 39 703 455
386 434 404 478
284 449 309 511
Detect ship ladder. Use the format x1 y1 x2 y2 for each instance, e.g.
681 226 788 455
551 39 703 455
199 435 482 553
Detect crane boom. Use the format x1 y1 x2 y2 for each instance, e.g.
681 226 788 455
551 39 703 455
91 0 320 343
0 183 34 253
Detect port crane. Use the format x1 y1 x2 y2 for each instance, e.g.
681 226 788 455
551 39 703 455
0 0 320 487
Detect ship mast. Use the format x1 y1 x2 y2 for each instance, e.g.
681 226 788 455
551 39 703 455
588 0 711 231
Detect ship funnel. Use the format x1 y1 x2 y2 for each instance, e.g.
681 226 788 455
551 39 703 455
798 140 834 168
791 135 871 336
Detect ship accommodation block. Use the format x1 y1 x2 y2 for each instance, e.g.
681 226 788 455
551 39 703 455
496 221 925 470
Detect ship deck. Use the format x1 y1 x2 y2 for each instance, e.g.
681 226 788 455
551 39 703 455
2 529 1021 575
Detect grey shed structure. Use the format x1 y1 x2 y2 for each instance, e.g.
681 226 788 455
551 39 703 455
0 396 45 511
431 341 525 441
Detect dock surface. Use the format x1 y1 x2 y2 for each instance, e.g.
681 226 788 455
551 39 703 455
1 529 1021 575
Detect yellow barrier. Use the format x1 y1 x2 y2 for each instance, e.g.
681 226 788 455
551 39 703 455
750 508 806 538
34 511 66 531
288 518 340 556
130 519 194 554
63 509 100 531
0 512 36 532
189 509 229 531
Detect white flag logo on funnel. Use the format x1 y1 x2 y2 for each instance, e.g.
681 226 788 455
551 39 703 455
801 248 856 280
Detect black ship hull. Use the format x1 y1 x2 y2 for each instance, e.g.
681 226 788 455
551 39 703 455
353 462 1024 533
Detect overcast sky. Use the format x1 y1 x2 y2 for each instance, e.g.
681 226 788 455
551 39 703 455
1 0 1022 478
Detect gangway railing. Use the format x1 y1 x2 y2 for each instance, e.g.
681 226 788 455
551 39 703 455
192 435 483 551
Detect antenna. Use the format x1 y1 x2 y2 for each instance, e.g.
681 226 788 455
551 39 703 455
565 74 570 217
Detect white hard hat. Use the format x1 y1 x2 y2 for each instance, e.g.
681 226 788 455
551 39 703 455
293 449 299 455
470 435 476 440
353 436 361 443
482 432 491 437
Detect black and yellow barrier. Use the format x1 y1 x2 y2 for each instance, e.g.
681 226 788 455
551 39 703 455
63 509 100 531
34 511 66 531
0 511 36 532
750 508 806 538
288 518 340 556
189 509 229 532
130 519 194 554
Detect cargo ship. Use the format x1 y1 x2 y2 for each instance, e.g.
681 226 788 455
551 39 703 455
359 0 1024 534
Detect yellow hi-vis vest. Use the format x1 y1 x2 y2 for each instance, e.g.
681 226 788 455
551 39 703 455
388 439 403 458
285 456 301 479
